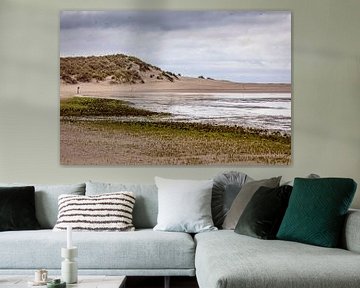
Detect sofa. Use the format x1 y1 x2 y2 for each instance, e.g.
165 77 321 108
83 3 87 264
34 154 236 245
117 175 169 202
195 213 360 288
0 176 360 288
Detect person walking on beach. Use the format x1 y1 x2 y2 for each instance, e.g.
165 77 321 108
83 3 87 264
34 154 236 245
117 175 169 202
77 86 80 94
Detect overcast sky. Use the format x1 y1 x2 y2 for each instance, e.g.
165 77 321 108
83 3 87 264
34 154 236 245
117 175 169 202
60 11 291 83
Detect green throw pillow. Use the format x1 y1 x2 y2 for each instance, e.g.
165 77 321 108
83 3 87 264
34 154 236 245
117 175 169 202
277 178 357 247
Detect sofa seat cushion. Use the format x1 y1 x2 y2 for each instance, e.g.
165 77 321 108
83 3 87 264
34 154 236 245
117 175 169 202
0 229 195 271
195 230 360 288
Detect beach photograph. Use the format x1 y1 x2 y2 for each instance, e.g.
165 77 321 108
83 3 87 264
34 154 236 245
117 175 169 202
60 11 292 165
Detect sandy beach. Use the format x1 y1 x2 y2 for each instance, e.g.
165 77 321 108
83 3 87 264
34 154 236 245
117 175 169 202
60 77 291 99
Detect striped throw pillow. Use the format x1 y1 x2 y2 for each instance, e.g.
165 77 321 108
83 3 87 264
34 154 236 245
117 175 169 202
53 192 136 231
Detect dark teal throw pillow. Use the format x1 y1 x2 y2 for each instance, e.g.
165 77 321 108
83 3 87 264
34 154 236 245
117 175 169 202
276 178 357 247
0 186 41 231
235 185 292 239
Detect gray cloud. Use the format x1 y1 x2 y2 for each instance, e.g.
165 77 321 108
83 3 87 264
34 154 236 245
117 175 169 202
60 11 288 31
60 11 291 83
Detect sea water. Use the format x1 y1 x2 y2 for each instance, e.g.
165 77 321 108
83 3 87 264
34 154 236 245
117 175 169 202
117 92 291 134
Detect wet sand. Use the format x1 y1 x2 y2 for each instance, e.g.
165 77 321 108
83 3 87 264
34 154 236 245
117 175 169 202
60 120 291 166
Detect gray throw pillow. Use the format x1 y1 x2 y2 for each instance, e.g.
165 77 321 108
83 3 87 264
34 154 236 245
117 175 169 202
212 171 251 228
222 176 281 230
153 177 217 233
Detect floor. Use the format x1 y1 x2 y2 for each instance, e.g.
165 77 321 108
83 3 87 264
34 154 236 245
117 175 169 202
126 276 199 288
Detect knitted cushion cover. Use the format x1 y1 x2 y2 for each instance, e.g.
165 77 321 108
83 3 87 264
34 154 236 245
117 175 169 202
277 178 357 247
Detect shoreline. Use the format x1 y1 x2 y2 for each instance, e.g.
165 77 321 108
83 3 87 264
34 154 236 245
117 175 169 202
60 77 291 99
60 96 291 136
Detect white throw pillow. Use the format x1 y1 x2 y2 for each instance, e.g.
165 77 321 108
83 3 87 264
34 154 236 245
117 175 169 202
53 192 136 231
153 177 217 233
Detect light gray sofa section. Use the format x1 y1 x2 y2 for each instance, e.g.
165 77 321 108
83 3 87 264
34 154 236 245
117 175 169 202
195 212 360 288
0 229 195 276
0 181 196 279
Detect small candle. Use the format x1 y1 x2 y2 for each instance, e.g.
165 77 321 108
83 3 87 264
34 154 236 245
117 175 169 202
67 225 72 249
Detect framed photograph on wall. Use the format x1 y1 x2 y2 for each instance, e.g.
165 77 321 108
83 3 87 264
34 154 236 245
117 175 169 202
60 11 291 165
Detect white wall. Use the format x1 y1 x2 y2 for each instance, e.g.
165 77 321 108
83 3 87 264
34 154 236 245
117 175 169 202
0 0 359 207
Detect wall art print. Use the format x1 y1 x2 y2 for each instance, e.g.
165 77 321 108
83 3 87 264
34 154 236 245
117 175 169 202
60 11 291 165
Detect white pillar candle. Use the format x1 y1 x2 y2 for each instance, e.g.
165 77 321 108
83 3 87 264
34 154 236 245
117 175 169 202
67 225 72 249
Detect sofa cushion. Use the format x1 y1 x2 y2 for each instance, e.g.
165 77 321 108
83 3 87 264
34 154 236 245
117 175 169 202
0 183 86 229
0 229 195 272
222 176 281 229
234 185 292 239
277 178 357 247
153 177 216 233
195 230 360 288
53 192 136 232
86 181 158 229
0 186 40 231
212 171 250 228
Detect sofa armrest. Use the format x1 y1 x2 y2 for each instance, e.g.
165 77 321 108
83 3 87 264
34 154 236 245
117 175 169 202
342 209 360 253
